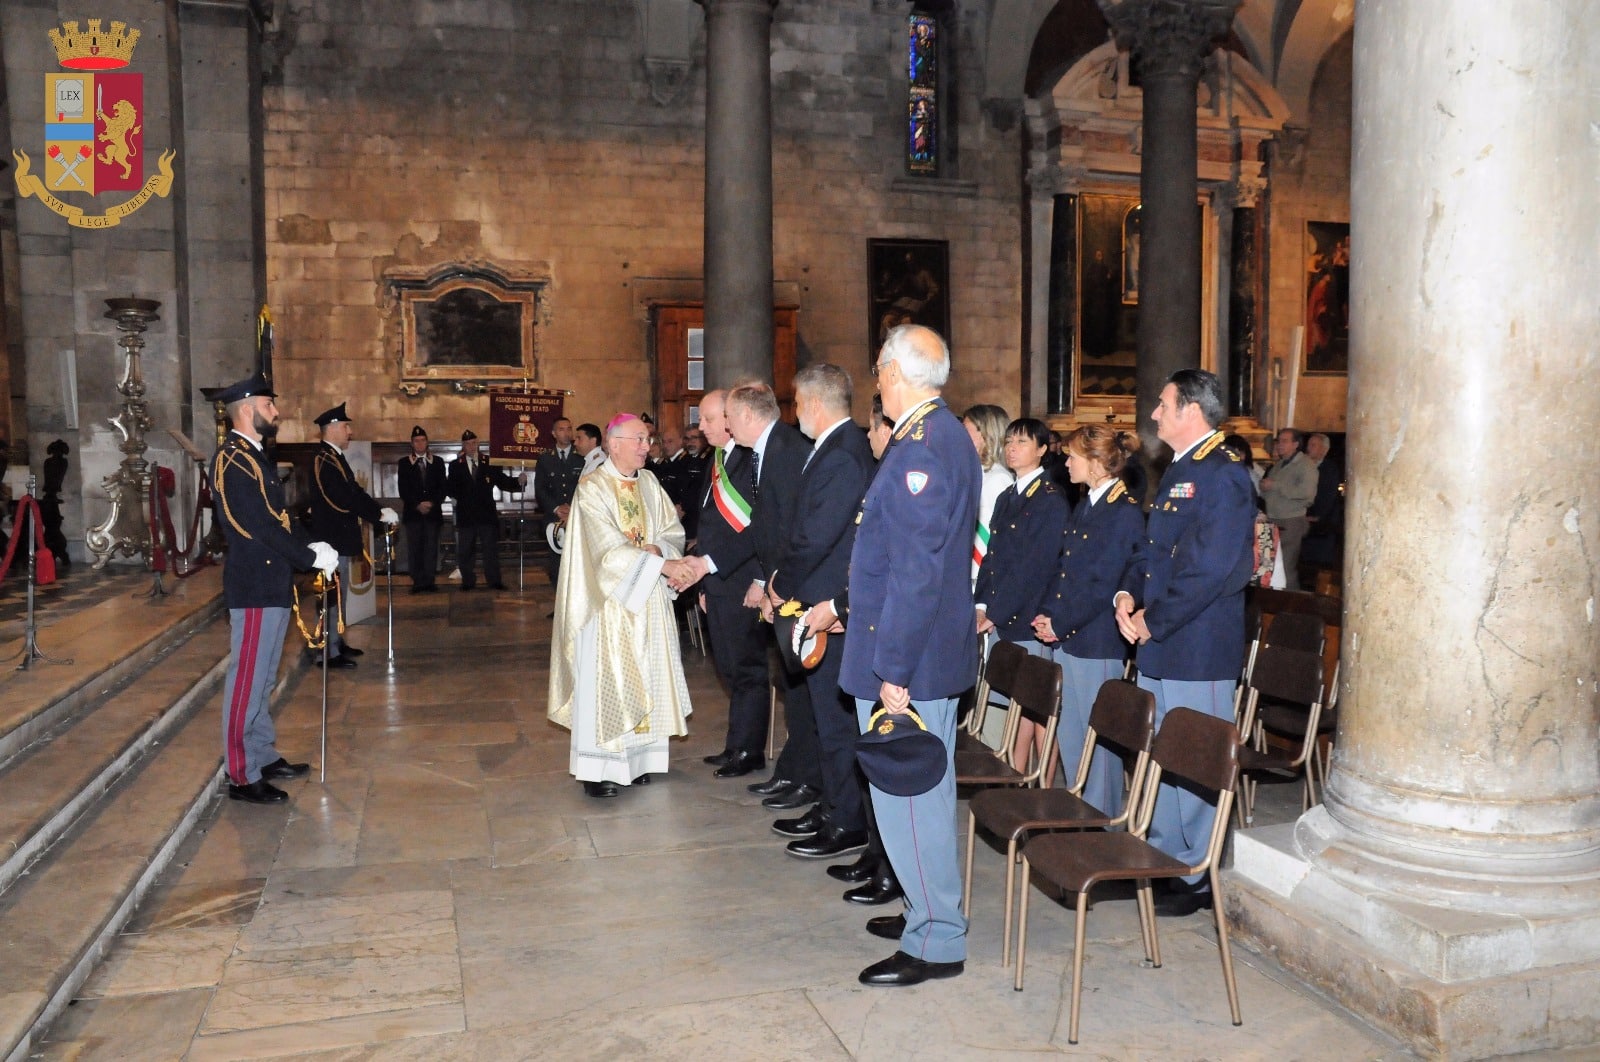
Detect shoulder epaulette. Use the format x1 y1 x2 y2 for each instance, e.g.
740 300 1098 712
1194 432 1227 461
1025 478 1043 499
1106 480 1127 504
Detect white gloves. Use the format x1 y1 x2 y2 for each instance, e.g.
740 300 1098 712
309 541 339 576
379 507 399 525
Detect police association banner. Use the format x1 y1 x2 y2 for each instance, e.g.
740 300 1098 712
488 388 566 464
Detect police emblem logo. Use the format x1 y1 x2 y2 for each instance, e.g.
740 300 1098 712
905 471 929 495
13 19 178 229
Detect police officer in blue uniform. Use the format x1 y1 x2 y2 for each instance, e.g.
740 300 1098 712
842 324 981 987
397 425 447 592
1033 424 1145 816
534 417 585 586
208 373 336 803
308 402 397 666
1114 369 1255 916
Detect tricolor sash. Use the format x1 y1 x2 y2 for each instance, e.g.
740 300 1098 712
712 448 752 532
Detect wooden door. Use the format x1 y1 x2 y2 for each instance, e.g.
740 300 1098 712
652 302 797 431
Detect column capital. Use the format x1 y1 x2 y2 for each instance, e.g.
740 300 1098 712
1097 0 1238 81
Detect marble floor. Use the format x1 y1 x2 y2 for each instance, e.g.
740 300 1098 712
32 580 1418 1061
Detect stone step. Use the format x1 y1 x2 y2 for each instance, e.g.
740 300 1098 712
0 702 225 1062
0 622 229 898
0 569 312 1062
0 567 225 770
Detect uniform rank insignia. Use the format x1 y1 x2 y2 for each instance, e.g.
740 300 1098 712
1169 482 1196 499
905 471 929 495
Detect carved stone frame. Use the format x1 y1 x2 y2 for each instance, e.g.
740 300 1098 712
382 261 551 383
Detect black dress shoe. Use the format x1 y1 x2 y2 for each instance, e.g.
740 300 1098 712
316 653 357 670
748 776 793 796
339 645 364 657
487 582 507 590
866 913 906 940
714 751 766 779
786 826 868 860
771 805 827 838
583 780 620 798
845 876 904 906
859 951 964 987
261 757 310 780
827 851 877 883
704 749 736 767
634 773 652 785
1154 880 1213 917
227 779 288 804
762 783 819 810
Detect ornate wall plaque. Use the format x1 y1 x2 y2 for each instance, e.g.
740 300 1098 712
383 261 548 382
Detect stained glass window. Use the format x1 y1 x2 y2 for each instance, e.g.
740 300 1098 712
907 13 938 175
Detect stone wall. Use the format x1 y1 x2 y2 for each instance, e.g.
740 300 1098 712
1264 29 1351 433
263 0 1022 443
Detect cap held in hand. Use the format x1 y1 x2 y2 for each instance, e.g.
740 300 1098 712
855 707 947 797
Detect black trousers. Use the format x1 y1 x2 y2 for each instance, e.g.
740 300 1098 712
405 518 441 588
791 631 866 832
456 523 502 589
703 593 774 757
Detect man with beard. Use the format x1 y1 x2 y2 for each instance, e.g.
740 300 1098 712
208 373 338 804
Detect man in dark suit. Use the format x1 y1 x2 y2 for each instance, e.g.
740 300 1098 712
448 429 526 591
308 402 398 667
670 389 770 777
842 325 981 987
534 417 584 585
208 373 332 803
764 365 876 862
397 425 447 593
1115 368 1256 917
724 382 813 794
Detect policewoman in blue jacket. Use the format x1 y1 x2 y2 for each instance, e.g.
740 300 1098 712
1032 424 1145 815
973 417 1068 774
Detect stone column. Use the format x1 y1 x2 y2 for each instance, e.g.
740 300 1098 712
697 0 776 387
1098 0 1237 453
1228 1 1600 1057
1225 175 1263 418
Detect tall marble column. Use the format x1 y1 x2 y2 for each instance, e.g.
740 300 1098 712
697 0 777 387
1228 1 1600 1056
1098 0 1237 452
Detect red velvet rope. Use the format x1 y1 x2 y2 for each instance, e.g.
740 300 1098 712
0 496 54 586
148 466 214 578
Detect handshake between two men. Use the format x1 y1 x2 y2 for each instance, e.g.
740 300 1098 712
660 555 843 639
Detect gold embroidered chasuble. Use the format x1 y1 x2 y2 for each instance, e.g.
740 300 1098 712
548 458 691 749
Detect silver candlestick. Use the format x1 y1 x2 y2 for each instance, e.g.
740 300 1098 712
86 296 161 570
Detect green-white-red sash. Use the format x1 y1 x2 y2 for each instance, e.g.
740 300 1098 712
713 448 752 531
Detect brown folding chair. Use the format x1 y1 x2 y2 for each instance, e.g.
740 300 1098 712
954 650 1060 787
963 679 1157 965
957 639 1028 756
1013 707 1243 1044
1236 647 1334 823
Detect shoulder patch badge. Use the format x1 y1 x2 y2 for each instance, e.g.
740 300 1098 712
905 470 930 495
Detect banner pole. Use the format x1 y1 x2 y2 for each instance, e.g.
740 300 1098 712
319 577 330 783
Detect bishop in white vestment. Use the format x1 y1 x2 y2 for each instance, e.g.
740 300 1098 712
548 415 692 797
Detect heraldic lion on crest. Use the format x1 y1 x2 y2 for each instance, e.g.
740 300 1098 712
96 98 141 179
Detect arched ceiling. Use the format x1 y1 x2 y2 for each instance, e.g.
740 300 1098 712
983 0 1351 124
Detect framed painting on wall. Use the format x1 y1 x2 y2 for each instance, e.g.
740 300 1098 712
1304 222 1350 375
384 261 548 382
867 238 950 360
